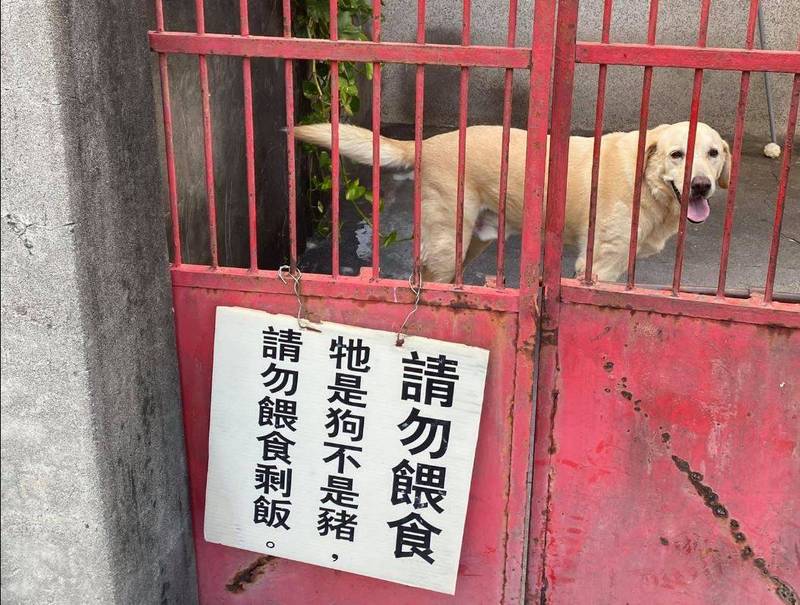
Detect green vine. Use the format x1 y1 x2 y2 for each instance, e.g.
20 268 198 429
293 0 399 247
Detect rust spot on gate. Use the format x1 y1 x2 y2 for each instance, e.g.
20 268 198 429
540 328 558 346
548 388 559 455
671 455 798 604
226 556 275 593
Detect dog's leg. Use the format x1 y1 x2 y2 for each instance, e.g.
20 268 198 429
464 236 493 268
590 217 662 280
421 266 447 284
418 190 458 284
636 240 661 259
463 208 500 272
419 189 482 284
573 234 589 279
578 226 631 282
574 256 586 279
590 246 629 283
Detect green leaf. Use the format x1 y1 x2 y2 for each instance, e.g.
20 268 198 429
382 231 398 247
302 80 318 100
345 179 367 201
296 0 373 243
318 150 331 169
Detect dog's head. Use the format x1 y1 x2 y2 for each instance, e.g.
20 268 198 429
645 122 730 224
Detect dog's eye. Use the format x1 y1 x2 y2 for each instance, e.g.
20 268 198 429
708 148 719 158
670 150 684 160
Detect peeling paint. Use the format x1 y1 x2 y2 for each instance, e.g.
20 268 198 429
226 556 275 593
672 455 798 605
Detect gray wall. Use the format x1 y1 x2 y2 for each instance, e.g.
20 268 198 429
1 1 196 603
158 2 301 269
379 0 798 139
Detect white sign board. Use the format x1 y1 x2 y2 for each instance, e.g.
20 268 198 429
205 307 489 594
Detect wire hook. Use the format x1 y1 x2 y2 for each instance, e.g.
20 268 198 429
278 265 307 329
396 274 423 346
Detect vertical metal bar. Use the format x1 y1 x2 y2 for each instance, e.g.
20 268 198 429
625 0 659 288
329 0 341 278
155 0 182 266
584 0 613 283
514 0 557 596
527 0 578 601
518 4 553 290
764 71 800 303
282 0 298 271
453 0 471 287
541 2 579 301
195 0 219 268
757 4 778 145
370 0 382 279
716 0 759 296
495 0 518 289
240 0 258 271
672 0 711 295
412 0 426 283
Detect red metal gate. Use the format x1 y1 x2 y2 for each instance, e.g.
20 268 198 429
527 1 800 603
150 0 555 602
149 0 799 603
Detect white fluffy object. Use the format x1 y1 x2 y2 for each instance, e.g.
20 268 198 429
763 142 781 158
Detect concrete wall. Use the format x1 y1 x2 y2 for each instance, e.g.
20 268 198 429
157 2 302 269
1 1 196 603
378 0 798 139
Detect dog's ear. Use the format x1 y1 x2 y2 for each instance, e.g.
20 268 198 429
645 141 659 163
644 126 666 165
718 140 731 189
642 140 659 178
641 126 666 180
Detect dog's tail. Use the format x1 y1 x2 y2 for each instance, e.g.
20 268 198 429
293 123 415 170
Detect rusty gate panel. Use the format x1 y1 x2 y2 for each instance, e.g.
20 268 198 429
173 280 526 603
151 0 559 599
528 0 800 603
151 0 562 596
530 301 799 604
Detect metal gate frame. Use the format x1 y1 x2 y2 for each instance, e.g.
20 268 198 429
150 0 557 602
527 1 800 602
150 0 799 602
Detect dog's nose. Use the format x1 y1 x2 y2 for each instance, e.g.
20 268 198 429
691 177 711 197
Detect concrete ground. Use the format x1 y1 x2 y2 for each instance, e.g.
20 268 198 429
300 127 799 297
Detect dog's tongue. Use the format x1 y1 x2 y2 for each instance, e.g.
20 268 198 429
688 195 710 223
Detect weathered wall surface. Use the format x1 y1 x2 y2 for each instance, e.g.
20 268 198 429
1 1 196 603
157 2 299 269
378 0 798 139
